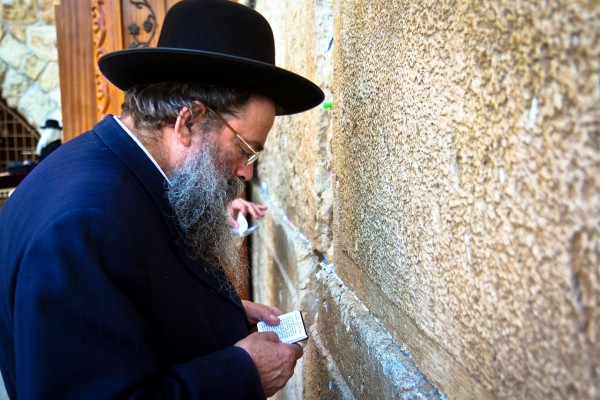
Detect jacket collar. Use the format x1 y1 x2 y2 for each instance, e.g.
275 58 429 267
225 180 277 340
92 115 245 313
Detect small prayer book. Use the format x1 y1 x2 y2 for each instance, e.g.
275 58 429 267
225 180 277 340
257 310 308 344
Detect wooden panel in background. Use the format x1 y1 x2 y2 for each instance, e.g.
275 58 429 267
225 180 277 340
56 0 182 134
92 0 125 120
121 0 167 50
55 0 97 142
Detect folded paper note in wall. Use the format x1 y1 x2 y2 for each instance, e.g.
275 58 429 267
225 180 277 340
233 213 258 237
257 310 308 344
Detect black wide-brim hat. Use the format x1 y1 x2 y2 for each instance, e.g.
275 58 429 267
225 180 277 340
98 0 324 115
39 119 62 129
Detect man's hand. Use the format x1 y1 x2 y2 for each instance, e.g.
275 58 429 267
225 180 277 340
242 300 282 327
235 332 303 397
228 199 268 228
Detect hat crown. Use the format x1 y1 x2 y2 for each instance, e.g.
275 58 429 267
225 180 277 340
98 0 324 114
40 119 61 129
158 0 275 65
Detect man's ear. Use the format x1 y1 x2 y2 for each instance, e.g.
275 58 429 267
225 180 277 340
174 107 194 147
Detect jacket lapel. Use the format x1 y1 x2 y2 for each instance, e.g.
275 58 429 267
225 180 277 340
92 116 245 313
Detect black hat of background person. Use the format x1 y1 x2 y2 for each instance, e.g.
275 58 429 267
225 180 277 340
39 119 62 130
98 0 324 115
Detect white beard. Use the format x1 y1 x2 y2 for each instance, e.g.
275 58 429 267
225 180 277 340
166 140 246 291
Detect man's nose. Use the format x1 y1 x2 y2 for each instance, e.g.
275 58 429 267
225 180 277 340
235 163 254 181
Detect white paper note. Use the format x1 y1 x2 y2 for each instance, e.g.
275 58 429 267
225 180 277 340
233 213 258 237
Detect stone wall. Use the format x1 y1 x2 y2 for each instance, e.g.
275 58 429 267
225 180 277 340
0 0 61 128
251 0 599 399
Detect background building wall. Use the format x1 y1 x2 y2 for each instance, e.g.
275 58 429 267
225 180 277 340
252 0 600 399
0 0 61 128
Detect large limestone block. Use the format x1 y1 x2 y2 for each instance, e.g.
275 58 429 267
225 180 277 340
253 0 334 255
40 0 56 25
1 0 37 25
9 26 25 42
303 331 355 400
250 187 321 400
2 68 30 108
20 53 45 80
0 34 26 69
309 268 444 399
251 187 320 321
18 85 57 127
26 26 57 61
333 0 600 398
46 88 62 121
38 61 59 92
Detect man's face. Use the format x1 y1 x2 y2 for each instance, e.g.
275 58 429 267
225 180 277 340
208 95 275 181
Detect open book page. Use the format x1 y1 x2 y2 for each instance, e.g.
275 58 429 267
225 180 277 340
257 310 308 344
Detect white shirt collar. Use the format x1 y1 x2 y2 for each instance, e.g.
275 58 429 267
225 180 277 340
113 115 170 184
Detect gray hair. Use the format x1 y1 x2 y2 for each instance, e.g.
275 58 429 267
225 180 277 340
121 82 254 132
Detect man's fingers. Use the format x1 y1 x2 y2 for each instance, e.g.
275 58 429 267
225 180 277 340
259 307 283 325
291 343 303 359
262 313 281 325
234 332 303 398
255 331 280 342
269 306 283 316
247 205 263 218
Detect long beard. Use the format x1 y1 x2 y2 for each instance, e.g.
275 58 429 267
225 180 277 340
166 142 245 291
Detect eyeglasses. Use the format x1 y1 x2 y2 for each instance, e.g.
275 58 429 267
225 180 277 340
205 106 261 166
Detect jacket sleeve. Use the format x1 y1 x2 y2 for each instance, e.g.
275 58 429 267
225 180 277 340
12 208 264 400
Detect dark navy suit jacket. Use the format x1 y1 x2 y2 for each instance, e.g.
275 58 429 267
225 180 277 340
0 116 264 399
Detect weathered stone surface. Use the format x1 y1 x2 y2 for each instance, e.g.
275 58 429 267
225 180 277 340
0 34 26 69
9 26 25 42
40 0 56 25
253 0 334 256
18 85 57 128
251 0 600 399
26 26 57 61
332 1 600 398
0 0 61 134
251 187 320 324
1 0 36 25
38 61 59 92
2 68 30 108
45 90 62 121
20 53 45 80
313 269 444 399
303 326 356 400
250 187 321 400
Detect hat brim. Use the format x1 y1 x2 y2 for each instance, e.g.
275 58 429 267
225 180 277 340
98 48 324 115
